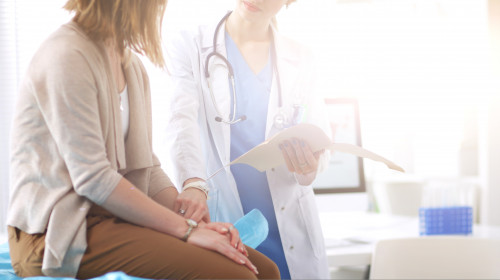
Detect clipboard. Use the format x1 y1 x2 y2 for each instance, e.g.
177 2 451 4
230 123 404 173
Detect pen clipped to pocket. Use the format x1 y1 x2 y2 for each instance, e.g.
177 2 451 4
291 104 306 126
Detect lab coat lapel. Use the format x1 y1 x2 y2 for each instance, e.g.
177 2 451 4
265 24 301 139
201 19 232 167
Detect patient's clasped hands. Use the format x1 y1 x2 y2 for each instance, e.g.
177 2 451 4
174 186 256 274
187 220 257 274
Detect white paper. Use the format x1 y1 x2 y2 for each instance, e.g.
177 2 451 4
230 123 404 173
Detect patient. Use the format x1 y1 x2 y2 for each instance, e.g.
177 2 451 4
6 0 279 279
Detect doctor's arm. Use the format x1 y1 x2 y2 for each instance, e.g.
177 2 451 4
174 178 210 223
164 31 210 223
280 48 332 186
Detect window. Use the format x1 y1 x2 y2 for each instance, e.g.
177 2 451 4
314 98 366 194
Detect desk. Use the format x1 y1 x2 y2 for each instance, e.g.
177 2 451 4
320 211 500 268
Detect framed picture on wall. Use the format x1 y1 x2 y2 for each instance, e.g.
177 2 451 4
313 98 366 194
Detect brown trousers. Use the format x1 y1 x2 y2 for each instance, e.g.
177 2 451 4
8 206 280 279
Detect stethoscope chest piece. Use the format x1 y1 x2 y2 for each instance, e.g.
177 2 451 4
273 111 287 130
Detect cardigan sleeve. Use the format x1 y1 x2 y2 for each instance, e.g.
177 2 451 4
32 43 122 205
148 153 175 197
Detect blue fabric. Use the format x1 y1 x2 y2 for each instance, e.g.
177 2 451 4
0 242 147 280
234 209 269 249
225 33 291 279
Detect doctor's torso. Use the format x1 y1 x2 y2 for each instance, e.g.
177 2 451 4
164 15 330 279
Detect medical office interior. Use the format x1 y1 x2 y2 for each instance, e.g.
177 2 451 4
1 0 500 279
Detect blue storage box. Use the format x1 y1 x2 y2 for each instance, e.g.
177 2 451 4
419 206 473 235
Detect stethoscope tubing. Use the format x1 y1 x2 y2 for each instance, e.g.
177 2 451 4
204 11 283 125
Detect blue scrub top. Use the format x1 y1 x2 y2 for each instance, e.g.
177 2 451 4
225 33 291 279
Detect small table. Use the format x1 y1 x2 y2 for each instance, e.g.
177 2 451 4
320 211 500 268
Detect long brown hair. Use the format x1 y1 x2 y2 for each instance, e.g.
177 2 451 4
64 0 167 68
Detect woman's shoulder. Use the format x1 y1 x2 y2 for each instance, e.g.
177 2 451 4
29 22 105 75
40 22 100 56
20 22 111 101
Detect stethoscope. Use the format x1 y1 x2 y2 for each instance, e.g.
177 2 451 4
204 11 303 129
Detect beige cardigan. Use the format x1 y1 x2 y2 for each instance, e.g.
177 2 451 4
7 21 173 277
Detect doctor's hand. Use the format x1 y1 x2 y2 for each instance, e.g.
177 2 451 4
175 179 210 223
280 138 324 184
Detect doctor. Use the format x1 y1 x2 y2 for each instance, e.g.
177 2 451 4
165 0 330 278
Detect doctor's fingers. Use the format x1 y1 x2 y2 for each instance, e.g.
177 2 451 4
186 205 210 223
282 139 304 173
280 141 297 173
301 142 320 172
174 196 208 223
202 210 211 223
314 149 326 160
285 138 309 174
173 198 183 215
184 199 209 222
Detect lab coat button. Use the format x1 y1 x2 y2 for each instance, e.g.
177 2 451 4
281 206 285 211
271 168 275 172
290 245 294 250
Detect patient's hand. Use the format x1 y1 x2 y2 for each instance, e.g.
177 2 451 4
188 224 256 274
175 183 210 223
202 222 249 257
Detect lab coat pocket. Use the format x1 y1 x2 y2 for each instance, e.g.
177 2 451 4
298 191 324 259
207 187 219 222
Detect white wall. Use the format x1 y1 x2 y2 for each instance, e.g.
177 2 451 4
479 0 500 226
479 96 500 225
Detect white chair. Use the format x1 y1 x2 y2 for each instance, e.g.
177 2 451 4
370 236 500 279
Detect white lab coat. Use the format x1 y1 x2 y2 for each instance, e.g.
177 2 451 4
164 14 330 279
